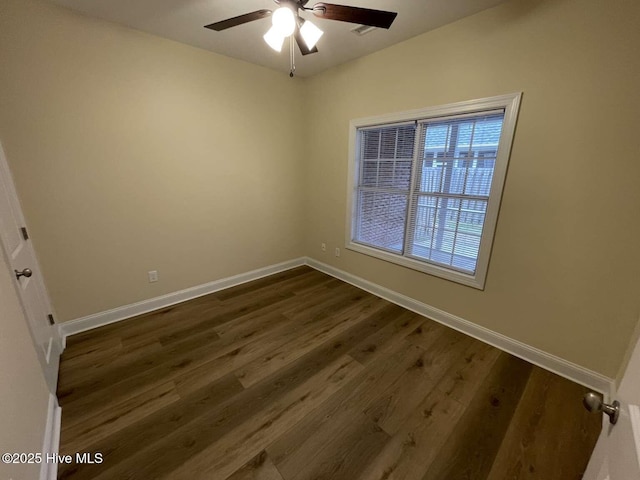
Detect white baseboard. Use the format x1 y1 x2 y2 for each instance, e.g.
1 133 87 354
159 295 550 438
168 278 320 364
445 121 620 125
305 257 614 395
57 254 613 394
40 394 62 480
58 258 306 344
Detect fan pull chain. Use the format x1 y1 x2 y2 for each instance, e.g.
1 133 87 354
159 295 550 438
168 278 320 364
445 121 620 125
289 35 296 78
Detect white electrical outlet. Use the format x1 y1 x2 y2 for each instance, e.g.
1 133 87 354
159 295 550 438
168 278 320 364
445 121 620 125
148 270 158 283
321 243 326 252
335 247 341 257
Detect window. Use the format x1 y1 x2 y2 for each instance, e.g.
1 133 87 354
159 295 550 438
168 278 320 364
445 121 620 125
347 93 521 288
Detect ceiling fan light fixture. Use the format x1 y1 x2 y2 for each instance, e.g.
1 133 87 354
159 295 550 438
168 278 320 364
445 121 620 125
206 1 398 74
299 19 324 49
271 7 296 37
263 25 286 52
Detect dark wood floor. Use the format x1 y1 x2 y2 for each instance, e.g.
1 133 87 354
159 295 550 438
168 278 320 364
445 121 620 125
56 266 600 480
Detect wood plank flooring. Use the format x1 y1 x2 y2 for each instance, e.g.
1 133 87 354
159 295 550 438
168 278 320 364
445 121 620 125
56 266 600 480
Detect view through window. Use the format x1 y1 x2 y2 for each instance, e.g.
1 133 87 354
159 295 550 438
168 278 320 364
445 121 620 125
348 94 520 288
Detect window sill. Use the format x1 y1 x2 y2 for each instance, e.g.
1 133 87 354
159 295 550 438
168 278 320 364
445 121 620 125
346 241 486 289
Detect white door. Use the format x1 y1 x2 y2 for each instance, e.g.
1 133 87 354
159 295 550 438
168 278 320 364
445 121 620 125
583 327 640 480
0 143 60 393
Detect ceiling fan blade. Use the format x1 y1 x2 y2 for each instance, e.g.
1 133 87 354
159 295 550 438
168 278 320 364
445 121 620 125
311 3 397 29
204 9 272 31
294 28 319 56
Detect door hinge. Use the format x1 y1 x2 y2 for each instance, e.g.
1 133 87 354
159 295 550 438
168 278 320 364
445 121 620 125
47 314 55 325
21 227 29 240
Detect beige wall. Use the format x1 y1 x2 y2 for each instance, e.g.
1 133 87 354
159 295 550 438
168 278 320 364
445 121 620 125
303 0 640 377
1 0 638 379
0 251 50 480
0 0 306 321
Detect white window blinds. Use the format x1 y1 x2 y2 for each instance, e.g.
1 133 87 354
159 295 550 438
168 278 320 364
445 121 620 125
353 111 505 275
355 122 416 253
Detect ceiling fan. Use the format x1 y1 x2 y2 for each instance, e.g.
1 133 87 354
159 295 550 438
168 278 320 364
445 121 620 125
205 1 397 70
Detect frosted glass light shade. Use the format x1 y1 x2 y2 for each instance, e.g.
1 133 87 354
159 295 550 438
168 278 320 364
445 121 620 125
263 25 286 52
300 20 323 49
272 7 296 37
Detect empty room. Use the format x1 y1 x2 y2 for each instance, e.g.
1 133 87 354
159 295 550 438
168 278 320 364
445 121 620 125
1 0 639 478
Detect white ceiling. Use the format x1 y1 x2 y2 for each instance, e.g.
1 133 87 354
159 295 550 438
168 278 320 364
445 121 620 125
48 0 508 77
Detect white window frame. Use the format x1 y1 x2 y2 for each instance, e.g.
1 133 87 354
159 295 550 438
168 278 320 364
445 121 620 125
346 93 522 289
